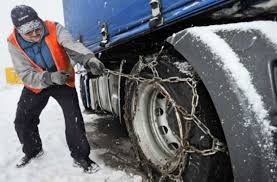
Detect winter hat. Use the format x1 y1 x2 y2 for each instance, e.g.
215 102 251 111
11 5 42 34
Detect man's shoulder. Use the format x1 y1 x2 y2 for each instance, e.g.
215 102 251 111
44 20 61 26
7 29 17 42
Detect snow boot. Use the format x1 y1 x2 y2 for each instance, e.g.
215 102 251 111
73 157 100 173
16 150 44 168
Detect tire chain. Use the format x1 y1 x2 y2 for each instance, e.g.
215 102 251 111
76 52 226 182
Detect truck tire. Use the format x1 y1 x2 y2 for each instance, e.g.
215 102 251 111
124 51 233 181
80 75 92 111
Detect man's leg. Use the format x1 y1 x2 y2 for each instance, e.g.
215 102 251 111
50 86 90 160
14 87 49 158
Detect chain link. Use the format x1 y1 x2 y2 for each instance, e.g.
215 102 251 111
77 52 226 181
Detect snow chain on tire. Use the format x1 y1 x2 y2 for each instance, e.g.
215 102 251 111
76 47 226 182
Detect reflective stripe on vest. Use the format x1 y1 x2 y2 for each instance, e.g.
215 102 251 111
8 20 75 94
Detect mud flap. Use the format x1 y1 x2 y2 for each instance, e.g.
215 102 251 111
167 21 277 182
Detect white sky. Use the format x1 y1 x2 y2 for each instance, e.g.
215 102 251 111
0 0 64 86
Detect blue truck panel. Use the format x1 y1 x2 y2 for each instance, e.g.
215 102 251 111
63 0 229 52
63 0 151 49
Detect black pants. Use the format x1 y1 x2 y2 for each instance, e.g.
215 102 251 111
14 85 90 160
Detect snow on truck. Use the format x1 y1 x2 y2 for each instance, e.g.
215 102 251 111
63 0 277 181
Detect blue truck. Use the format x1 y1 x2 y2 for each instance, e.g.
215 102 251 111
63 0 277 181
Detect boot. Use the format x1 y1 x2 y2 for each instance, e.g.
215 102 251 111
73 157 100 173
16 150 44 168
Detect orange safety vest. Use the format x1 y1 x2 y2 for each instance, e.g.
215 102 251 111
8 20 75 94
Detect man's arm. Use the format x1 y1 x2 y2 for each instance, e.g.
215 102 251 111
8 42 51 89
56 23 97 66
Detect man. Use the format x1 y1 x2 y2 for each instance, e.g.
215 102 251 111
7 5 105 173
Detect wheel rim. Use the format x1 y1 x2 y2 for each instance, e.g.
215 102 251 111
132 82 184 172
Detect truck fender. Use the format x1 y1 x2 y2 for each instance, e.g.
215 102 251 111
166 21 277 182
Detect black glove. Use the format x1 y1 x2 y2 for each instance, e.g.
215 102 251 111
85 57 105 75
43 71 70 85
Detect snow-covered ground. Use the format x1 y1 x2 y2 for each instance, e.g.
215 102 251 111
0 85 142 182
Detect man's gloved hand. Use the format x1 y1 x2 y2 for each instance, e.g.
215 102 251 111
85 57 105 75
51 71 70 85
43 71 70 85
